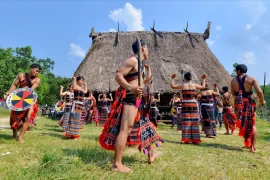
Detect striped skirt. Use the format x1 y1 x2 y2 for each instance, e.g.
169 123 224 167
176 107 182 131
64 104 82 139
92 107 100 123
61 112 71 131
149 107 158 128
223 107 236 131
99 107 109 127
181 100 201 144
80 106 86 128
201 103 216 137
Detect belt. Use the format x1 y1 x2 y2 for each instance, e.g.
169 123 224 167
71 101 84 113
201 103 213 106
182 107 198 110
182 99 197 103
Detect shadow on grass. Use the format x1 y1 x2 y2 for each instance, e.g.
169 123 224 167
46 127 64 133
198 143 244 152
162 139 181 145
0 133 13 141
41 132 66 140
63 147 143 169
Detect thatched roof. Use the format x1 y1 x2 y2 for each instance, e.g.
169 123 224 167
75 31 232 93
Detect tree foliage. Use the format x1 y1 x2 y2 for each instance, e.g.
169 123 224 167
0 46 71 105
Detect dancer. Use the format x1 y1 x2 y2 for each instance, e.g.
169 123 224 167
64 76 87 139
176 93 183 131
99 39 163 173
231 64 265 153
197 83 219 138
98 93 113 127
3 64 41 143
220 86 236 135
171 72 206 144
149 93 160 128
169 94 177 128
216 96 223 129
58 84 74 130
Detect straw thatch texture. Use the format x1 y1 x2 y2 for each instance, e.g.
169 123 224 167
75 31 232 93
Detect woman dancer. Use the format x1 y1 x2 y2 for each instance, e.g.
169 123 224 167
149 93 160 128
171 72 206 144
58 84 74 131
64 76 87 139
98 93 113 127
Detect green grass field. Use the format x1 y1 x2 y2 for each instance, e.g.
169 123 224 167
0 115 269 180
0 108 10 118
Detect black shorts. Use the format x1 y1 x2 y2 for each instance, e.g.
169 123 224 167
122 92 136 106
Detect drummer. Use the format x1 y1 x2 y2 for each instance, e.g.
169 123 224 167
3 64 41 143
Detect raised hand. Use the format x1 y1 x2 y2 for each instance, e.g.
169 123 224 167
201 74 206 79
144 64 150 70
171 74 176 79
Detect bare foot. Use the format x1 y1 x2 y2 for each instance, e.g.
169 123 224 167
224 132 229 135
231 130 234 135
250 146 258 153
148 153 158 164
112 164 132 173
17 137 25 144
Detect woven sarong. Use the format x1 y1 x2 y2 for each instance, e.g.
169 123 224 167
92 107 100 123
181 99 201 143
99 107 109 127
222 107 236 131
235 90 256 148
201 103 216 136
149 107 158 128
10 102 38 129
99 87 164 153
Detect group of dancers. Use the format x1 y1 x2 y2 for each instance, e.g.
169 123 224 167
3 39 266 173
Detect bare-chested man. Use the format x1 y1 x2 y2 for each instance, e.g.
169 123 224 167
3 64 41 143
231 64 265 153
220 86 236 135
99 39 160 173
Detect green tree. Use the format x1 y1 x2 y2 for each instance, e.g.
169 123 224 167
0 46 71 106
231 62 238 78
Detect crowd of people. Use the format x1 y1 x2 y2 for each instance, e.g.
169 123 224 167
2 39 266 173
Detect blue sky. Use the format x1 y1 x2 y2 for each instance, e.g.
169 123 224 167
0 0 269 84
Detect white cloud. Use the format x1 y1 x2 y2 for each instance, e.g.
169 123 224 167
108 3 144 31
68 44 86 58
207 39 215 46
240 1 267 29
215 25 222 31
249 36 270 52
109 28 117 32
237 51 257 65
246 24 252 30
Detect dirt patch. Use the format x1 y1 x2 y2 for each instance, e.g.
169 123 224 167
0 117 9 125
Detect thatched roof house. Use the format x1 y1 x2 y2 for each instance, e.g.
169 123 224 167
75 31 232 94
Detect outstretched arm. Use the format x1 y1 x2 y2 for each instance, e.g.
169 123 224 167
212 83 220 96
98 94 102 102
72 77 80 91
170 74 184 90
108 93 113 101
195 74 206 90
156 93 160 102
82 82 88 94
253 78 265 106
4 73 21 99
60 86 67 96
231 79 236 97
31 78 41 90
143 64 151 84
